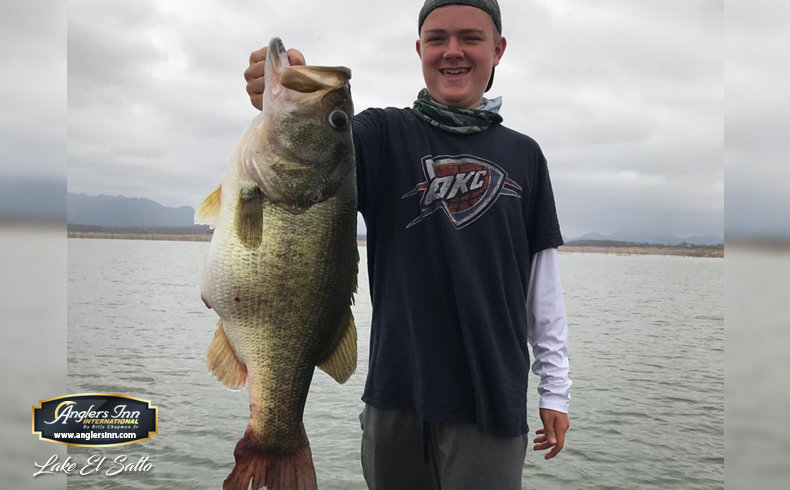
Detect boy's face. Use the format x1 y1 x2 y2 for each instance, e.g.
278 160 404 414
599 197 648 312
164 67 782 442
416 5 506 109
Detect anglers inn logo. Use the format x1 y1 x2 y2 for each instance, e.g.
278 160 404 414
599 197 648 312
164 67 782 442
33 394 158 447
402 154 522 229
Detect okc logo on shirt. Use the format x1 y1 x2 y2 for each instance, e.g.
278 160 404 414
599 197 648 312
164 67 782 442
402 154 522 229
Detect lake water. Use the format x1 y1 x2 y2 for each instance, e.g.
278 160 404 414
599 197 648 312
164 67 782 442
66 239 723 489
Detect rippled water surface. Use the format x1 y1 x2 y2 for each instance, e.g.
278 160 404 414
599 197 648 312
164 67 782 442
67 239 723 489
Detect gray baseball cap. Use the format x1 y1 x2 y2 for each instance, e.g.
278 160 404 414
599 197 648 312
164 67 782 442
418 0 502 34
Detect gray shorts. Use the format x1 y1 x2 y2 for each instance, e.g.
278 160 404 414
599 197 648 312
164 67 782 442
360 405 528 490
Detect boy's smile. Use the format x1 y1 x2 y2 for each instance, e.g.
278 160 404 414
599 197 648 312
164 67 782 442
417 5 506 109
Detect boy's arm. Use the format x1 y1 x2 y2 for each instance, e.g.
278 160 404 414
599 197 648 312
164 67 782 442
527 247 571 459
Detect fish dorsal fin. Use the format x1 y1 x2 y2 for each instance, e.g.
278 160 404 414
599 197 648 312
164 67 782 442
280 66 350 93
207 320 247 390
318 310 357 384
195 186 222 227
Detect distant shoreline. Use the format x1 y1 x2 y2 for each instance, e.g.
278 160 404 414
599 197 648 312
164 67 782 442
68 231 211 242
66 231 723 257
558 245 723 258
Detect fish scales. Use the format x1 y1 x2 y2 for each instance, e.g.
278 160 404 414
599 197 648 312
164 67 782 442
216 196 356 442
197 37 357 490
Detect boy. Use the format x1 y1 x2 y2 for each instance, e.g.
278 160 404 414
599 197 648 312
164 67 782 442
244 1 571 488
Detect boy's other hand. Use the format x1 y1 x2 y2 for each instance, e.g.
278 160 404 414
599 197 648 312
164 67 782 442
533 408 570 460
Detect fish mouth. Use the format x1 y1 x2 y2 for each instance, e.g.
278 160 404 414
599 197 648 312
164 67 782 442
265 37 351 93
267 37 291 72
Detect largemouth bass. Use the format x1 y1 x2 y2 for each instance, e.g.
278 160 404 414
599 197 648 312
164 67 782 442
196 37 357 490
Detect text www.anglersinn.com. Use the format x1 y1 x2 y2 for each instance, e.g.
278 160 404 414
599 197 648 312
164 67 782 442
53 432 137 440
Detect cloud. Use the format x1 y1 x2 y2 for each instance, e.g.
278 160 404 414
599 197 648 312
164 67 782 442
498 0 723 236
59 0 726 237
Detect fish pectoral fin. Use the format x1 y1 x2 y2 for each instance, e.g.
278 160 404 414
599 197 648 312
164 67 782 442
195 185 222 227
234 183 264 249
207 320 248 390
317 310 357 384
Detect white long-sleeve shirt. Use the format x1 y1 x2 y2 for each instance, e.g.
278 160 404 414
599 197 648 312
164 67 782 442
527 248 572 413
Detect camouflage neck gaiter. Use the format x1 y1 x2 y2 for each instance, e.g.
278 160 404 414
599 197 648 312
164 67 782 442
411 88 503 135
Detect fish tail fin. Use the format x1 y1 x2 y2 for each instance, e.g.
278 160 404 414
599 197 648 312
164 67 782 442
223 425 316 490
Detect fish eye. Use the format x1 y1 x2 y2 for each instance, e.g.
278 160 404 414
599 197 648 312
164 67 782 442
328 109 348 130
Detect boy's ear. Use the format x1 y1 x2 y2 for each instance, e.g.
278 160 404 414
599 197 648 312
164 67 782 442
493 36 507 66
415 39 422 58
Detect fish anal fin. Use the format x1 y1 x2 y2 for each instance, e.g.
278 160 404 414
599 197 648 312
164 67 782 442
196 186 222 227
235 184 264 249
207 320 248 390
318 310 357 384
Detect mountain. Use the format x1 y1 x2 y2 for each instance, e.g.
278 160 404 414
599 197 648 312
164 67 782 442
572 231 723 246
61 191 726 244
67 193 195 227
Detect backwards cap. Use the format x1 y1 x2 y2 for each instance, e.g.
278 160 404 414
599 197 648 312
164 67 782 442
418 0 502 34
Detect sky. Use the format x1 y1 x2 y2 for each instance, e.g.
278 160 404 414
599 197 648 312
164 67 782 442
724 1 790 238
4 0 733 239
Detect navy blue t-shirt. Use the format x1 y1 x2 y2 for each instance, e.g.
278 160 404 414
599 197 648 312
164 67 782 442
353 107 563 437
